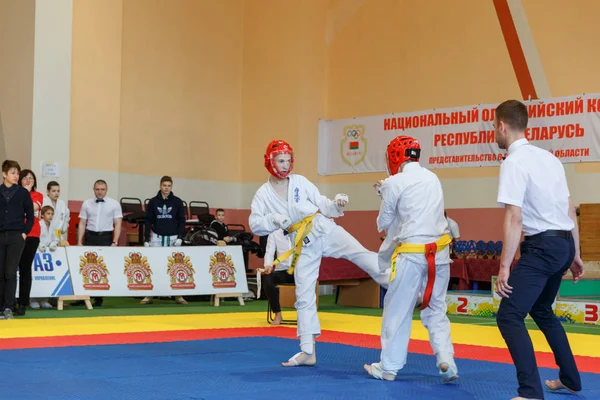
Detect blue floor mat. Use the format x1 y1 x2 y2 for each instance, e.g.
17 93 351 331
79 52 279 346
1 337 597 400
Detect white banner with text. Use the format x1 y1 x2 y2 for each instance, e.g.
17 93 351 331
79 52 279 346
16 249 73 298
318 94 600 174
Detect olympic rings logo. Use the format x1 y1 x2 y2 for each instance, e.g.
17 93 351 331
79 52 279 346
346 129 361 139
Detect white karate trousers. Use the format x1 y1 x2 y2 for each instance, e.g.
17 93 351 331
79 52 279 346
294 225 389 343
379 254 455 374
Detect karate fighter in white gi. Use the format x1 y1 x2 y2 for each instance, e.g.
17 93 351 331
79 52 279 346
250 140 390 367
364 135 458 382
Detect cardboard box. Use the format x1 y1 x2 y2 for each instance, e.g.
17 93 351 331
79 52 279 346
338 278 381 308
279 283 319 309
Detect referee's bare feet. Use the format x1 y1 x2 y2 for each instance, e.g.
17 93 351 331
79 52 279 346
270 312 282 325
545 379 578 393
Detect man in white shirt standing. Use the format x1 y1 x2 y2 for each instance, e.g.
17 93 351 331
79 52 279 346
493 100 583 400
364 135 457 383
262 229 294 325
77 180 123 307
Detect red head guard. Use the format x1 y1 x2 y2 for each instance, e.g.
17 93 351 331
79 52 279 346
386 136 421 175
264 140 294 179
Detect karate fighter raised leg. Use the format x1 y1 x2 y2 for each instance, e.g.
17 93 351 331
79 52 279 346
364 135 458 382
249 140 390 367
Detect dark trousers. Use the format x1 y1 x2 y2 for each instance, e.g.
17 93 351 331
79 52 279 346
0 231 26 311
17 236 40 307
85 231 113 246
85 231 113 302
262 270 295 313
496 235 581 399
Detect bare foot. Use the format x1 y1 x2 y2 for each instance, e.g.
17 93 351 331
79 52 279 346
271 312 282 325
363 363 395 381
282 352 316 367
545 379 578 393
439 362 459 382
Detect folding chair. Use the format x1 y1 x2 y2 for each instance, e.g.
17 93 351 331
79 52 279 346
120 197 144 245
120 197 143 215
178 200 187 220
226 223 246 238
189 201 210 218
189 201 214 227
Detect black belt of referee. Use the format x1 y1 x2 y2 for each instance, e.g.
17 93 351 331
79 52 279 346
525 230 572 241
86 230 113 236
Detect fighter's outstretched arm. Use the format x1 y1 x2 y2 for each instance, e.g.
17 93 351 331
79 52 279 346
304 178 345 218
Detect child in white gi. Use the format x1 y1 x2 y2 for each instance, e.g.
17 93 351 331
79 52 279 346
364 135 458 382
32 205 58 309
250 140 390 367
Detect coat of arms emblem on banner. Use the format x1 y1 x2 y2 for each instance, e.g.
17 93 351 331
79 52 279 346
209 251 237 288
167 252 196 289
79 251 110 290
124 252 153 290
340 124 367 166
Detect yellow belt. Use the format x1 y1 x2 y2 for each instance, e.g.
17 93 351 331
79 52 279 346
267 213 318 275
390 233 452 282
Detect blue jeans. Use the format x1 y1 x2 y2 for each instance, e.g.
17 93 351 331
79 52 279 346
496 234 581 399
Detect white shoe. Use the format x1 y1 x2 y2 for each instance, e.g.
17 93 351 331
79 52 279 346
174 296 188 305
30 301 40 310
40 301 52 309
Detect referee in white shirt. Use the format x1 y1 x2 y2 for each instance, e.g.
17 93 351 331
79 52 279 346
493 100 583 400
262 229 294 325
77 180 123 307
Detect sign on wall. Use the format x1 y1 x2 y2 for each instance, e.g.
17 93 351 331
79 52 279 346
318 94 600 175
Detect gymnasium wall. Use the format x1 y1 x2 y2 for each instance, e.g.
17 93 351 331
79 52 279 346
65 0 600 248
0 0 35 167
69 0 244 206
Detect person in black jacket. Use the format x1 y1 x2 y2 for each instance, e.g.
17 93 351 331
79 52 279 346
210 209 237 244
141 176 187 305
0 160 34 320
